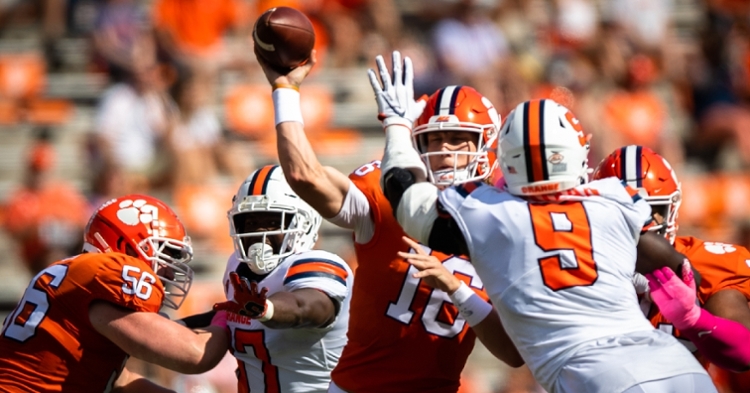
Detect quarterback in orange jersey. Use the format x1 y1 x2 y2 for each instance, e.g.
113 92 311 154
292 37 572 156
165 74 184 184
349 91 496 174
0 195 230 393
593 145 750 377
254 47 522 393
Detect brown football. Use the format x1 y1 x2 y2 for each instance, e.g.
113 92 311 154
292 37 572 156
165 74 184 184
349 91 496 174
253 7 315 71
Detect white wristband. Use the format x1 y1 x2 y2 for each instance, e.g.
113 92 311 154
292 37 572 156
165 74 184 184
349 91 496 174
449 282 492 327
272 88 304 126
258 299 274 322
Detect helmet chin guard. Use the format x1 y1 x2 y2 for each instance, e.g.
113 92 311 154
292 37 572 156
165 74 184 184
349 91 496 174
245 242 277 275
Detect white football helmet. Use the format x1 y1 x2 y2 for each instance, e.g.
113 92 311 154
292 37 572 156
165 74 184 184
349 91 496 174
228 165 322 274
499 99 590 196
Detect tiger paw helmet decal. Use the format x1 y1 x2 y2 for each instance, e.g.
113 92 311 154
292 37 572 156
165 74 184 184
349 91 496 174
116 199 167 237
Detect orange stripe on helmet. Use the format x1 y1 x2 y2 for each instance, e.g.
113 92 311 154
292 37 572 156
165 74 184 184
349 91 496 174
527 100 545 182
250 165 275 196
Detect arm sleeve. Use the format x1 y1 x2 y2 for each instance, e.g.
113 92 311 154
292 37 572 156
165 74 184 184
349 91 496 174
328 180 375 243
379 124 427 190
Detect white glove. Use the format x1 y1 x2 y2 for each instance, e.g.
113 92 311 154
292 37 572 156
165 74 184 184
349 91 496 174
368 51 426 129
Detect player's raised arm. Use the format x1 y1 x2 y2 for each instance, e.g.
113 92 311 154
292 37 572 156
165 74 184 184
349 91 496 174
254 49 350 219
89 302 230 374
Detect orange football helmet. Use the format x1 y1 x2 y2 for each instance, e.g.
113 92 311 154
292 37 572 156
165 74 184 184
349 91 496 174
592 145 681 244
412 85 500 186
84 194 194 309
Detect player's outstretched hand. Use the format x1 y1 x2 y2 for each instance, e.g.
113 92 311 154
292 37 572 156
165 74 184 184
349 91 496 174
398 236 462 294
255 47 317 90
368 51 426 128
213 272 270 319
646 260 700 330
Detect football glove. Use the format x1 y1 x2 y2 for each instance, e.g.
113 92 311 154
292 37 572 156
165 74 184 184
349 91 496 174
213 272 271 319
368 51 426 129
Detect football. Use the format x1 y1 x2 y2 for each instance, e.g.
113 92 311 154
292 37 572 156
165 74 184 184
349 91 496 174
253 7 315 71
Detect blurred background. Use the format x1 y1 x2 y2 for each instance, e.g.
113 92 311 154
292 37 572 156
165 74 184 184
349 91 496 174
0 0 748 392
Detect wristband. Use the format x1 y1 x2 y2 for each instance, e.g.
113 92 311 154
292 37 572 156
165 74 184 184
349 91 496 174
272 88 304 126
382 116 413 129
272 83 299 92
258 300 274 322
449 281 492 327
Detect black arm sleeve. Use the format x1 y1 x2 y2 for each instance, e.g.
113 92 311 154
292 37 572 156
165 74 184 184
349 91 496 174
427 203 471 257
180 310 217 329
382 167 416 216
636 231 702 285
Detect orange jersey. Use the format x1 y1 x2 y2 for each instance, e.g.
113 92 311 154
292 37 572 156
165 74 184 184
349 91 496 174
331 161 489 393
0 253 164 392
644 236 750 387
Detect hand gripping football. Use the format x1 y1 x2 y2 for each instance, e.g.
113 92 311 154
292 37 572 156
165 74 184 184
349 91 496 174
253 6 315 71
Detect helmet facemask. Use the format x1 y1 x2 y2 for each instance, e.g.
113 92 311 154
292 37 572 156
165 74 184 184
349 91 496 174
138 235 194 310
644 190 681 245
413 121 497 187
229 195 318 275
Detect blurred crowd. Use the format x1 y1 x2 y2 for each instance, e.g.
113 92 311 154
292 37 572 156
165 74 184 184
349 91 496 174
1 0 749 392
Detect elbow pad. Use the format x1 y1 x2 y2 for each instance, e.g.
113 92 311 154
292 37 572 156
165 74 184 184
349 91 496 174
383 167 416 213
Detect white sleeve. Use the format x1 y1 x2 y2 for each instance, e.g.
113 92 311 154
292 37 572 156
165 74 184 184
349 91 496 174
395 182 440 244
379 124 427 190
283 251 352 305
327 180 376 244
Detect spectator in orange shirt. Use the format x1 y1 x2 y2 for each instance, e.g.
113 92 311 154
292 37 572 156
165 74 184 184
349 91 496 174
599 53 685 168
152 0 247 72
3 129 90 275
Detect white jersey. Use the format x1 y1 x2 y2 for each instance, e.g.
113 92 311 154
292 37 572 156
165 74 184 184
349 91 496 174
222 250 353 393
439 177 707 393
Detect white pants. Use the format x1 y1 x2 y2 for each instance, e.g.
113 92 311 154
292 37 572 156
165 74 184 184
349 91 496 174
622 373 718 393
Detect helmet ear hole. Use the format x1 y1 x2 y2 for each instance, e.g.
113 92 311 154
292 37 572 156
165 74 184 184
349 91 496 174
124 243 139 258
